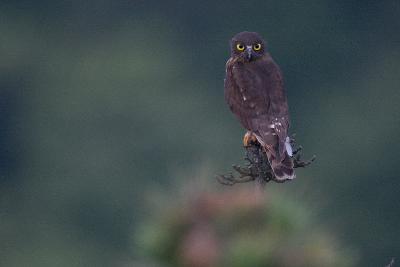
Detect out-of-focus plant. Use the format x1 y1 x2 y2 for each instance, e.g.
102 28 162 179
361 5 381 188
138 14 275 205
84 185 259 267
135 186 357 267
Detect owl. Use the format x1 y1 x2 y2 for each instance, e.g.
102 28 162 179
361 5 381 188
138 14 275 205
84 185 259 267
224 31 295 181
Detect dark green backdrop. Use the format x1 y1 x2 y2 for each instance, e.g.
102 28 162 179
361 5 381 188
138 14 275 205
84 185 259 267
0 0 399 266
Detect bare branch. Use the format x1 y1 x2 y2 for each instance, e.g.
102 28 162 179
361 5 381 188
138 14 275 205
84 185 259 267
216 136 315 186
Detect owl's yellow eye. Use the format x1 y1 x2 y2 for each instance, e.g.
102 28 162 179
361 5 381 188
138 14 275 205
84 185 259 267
236 44 245 51
253 43 262 51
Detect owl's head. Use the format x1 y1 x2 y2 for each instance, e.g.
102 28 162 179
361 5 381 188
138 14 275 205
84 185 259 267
230 31 266 62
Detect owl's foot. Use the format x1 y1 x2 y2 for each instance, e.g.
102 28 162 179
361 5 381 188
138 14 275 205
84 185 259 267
215 165 255 186
243 131 258 147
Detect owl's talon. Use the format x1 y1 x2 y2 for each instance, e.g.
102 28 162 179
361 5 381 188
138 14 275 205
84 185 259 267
243 131 258 147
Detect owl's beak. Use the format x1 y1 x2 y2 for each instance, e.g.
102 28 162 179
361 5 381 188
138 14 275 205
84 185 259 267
245 46 253 61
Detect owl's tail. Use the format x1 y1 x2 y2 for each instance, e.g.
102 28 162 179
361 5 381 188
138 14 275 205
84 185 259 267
265 150 295 182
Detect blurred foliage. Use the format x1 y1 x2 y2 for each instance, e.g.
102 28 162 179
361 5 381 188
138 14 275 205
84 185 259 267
0 0 399 266
136 184 356 267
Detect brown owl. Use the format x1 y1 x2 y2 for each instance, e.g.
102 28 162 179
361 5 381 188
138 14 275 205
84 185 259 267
224 31 295 181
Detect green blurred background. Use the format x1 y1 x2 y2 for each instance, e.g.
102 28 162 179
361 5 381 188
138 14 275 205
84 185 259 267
0 0 399 266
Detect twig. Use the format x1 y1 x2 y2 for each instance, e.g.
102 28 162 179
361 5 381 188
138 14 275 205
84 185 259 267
216 136 315 186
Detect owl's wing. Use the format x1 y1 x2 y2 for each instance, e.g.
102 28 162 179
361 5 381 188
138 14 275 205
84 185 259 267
256 58 290 161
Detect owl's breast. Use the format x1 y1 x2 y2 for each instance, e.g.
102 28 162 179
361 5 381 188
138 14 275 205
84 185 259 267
232 63 269 110
224 61 270 130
